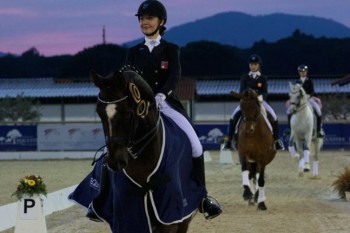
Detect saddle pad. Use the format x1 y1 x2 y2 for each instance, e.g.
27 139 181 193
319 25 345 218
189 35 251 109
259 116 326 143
69 113 206 233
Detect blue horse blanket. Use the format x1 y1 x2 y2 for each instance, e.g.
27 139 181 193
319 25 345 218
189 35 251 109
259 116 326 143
69 114 206 233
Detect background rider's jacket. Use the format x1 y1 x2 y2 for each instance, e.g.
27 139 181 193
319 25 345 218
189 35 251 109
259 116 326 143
296 78 315 96
240 73 268 100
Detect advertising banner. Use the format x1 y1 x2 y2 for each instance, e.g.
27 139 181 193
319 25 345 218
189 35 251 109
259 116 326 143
197 123 350 151
0 126 37 151
37 123 105 151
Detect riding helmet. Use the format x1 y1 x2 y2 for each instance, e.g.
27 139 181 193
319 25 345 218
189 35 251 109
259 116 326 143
297 64 308 72
135 0 167 25
248 54 262 64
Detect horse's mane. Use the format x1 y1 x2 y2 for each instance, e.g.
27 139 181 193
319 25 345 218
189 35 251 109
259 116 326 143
290 83 306 96
241 89 259 107
116 65 155 102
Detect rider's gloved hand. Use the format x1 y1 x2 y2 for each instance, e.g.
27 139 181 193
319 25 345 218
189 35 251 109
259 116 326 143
155 93 166 109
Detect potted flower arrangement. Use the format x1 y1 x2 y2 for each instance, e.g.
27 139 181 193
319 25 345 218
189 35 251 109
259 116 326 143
12 175 47 201
331 165 350 201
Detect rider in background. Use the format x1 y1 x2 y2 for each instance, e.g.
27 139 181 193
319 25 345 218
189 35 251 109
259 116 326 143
287 64 324 138
125 0 222 219
223 54 285 151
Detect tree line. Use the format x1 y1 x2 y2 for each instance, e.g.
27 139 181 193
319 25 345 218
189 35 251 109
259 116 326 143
1 30 349 80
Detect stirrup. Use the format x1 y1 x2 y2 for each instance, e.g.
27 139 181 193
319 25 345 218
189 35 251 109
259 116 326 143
275 140 285 150
222 140 233 150
199 196 222 220
317 131 324 138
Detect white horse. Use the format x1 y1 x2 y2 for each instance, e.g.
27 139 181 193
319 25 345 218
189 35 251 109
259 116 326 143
287 82 323 178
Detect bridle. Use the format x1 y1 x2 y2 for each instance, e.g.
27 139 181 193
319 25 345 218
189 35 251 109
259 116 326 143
290 89 307 113
241 100 261 123
98 94 161 159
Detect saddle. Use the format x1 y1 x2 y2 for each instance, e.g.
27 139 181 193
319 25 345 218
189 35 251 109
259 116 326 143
234 107 273 139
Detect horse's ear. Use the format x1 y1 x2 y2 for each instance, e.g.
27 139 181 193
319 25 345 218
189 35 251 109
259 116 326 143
230 91 242 99
289 82 293 90
90 70 102 87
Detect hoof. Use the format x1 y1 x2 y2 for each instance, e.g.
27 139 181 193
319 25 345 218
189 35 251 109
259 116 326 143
304 163 310 172
257 202 267 211
243 185 253 201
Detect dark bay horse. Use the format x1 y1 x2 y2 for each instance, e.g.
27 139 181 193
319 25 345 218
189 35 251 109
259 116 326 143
231 89 276 210
70 67 206 233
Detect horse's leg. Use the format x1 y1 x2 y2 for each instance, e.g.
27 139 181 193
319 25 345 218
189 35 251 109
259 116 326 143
302 142 311 172
256 165 267 211
311 138 321 178
288 134 299 160
295 140 304 177
148 197 181 233
176 217 192 233
249 162 259 203
240 157 253 204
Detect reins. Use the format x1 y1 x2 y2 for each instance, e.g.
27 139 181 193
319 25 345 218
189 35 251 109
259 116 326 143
98 94 161 159
290 90 308 113
241 100 261 123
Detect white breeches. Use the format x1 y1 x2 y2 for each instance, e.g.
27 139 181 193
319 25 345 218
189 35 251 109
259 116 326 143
158 100 203 158
231 101 277 121
262 101 277 121
309 98 321 116
286 99 321 116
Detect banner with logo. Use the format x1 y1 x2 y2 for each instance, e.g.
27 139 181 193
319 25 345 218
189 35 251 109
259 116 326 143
0 126 37 151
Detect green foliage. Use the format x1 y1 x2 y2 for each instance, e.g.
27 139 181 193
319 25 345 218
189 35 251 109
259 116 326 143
1 32 350 78
12 175 47 201
0 94 41 123
181 41 245 77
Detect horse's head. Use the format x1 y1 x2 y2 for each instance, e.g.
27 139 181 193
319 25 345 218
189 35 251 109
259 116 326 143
91 66 159 171
289 82 307 113
231 89 261 134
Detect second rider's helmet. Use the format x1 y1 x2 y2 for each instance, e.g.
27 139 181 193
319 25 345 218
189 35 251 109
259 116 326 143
249 54 262 64
297 64 308 72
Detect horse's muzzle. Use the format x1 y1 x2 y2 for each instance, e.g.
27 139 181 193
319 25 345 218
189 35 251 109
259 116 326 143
106 155 127 171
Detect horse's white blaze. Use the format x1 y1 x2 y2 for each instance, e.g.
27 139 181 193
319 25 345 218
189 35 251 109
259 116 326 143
106 104 117 136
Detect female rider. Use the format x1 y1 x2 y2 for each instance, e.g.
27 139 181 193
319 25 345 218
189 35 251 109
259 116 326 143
125 0 222 219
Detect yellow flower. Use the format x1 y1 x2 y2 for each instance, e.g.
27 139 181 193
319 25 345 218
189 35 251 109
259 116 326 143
28 180 36 186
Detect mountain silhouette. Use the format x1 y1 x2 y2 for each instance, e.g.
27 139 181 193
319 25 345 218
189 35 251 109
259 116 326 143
124 12 350 48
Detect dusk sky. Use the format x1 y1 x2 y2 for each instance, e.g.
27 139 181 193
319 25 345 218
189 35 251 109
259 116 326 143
1 0 349 56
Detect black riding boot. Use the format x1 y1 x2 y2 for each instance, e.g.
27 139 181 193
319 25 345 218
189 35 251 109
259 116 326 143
271 120 285 150
193 155 222 219
86 163 110 222
316 115 324 138
223 112 241 150
222 118 235 150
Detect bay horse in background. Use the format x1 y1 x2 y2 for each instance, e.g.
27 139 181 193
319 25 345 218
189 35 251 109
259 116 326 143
287 82 323 178
71 66 206 233
231 89 276 210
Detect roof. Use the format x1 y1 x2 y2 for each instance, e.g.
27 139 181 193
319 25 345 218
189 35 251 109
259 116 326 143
197 78 350 96
0 78 98 98
0 77 349 99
